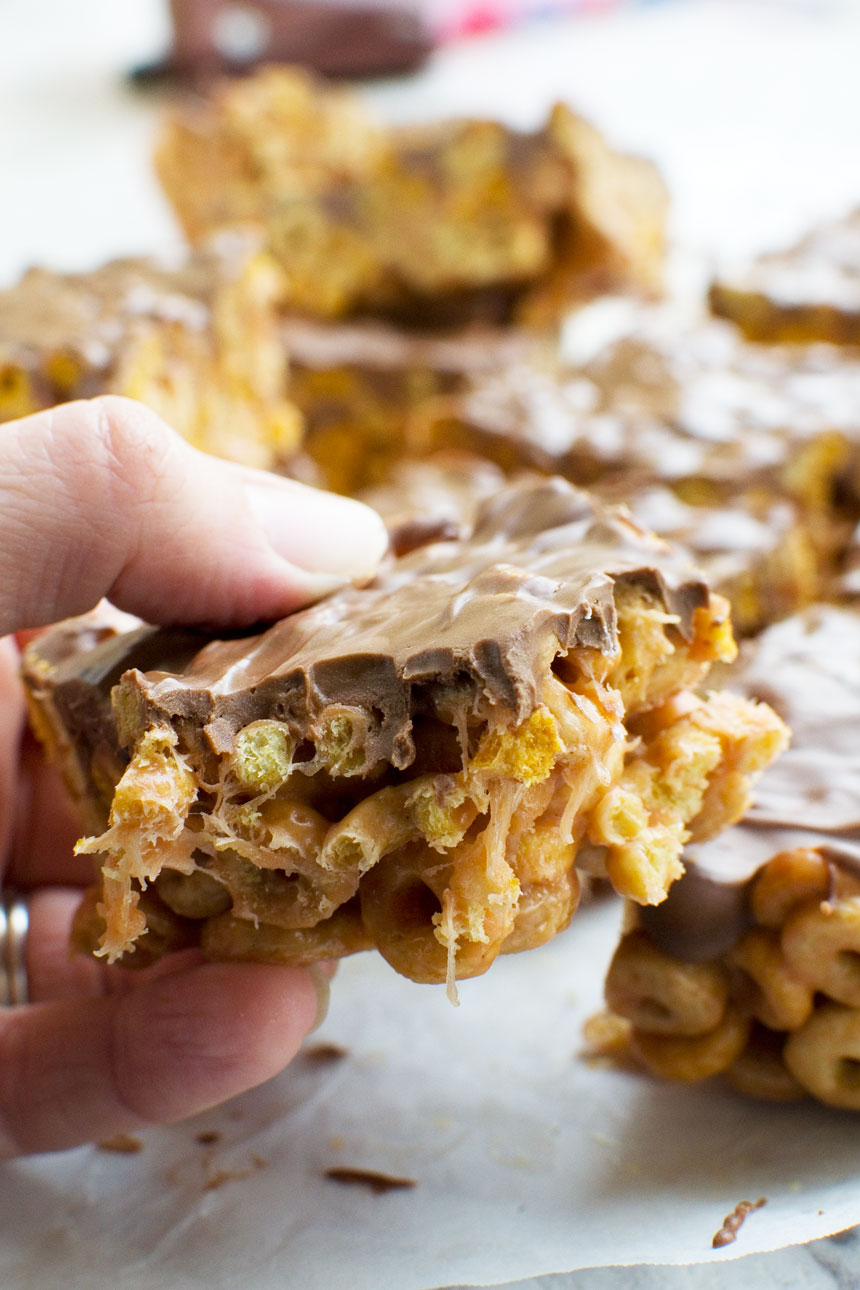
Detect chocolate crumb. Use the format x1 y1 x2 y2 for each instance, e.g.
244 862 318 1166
388 515 463 557
97 1133 143 1154
325 1166 418 1195
195 1130 222 1145
303 1042 349 1065
712 1197 767 1248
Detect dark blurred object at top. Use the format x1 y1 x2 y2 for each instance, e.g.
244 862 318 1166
132 0 434 85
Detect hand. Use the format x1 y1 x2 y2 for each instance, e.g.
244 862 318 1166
0 396 388 1156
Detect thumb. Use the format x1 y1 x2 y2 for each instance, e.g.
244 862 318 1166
0 396 388 634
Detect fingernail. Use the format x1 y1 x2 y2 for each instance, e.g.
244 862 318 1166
307 964 332 1033
246 480 389 582
291 569 351 601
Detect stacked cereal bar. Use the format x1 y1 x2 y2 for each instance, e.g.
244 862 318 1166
601 604 860 1109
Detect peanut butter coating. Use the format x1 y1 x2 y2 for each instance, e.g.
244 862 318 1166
116 477 709 764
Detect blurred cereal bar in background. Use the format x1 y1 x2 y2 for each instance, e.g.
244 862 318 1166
280 315 538 492
710 208 860 347
404 309 860 623
155 66 668 328
0 235 300 469
421 309 860 515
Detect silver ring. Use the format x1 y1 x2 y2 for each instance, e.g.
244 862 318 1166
0 894 29 1006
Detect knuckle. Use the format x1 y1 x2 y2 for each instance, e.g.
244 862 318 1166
87 397 181 510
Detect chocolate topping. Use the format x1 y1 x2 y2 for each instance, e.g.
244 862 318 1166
23 611 210 812
443 312 860 495
0 237 258 363
46 621 207 736
117 477 709 764
641 604 860 960
710 208 860 340
362 451 811 637
358 453 507 554
638 863 754 964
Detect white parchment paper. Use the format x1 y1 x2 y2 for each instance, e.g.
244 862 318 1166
3 900 859 1290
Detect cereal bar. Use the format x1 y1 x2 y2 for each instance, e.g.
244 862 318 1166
599 483 819 638
422 310 860 518
155 67 668 327
24 478 785 991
